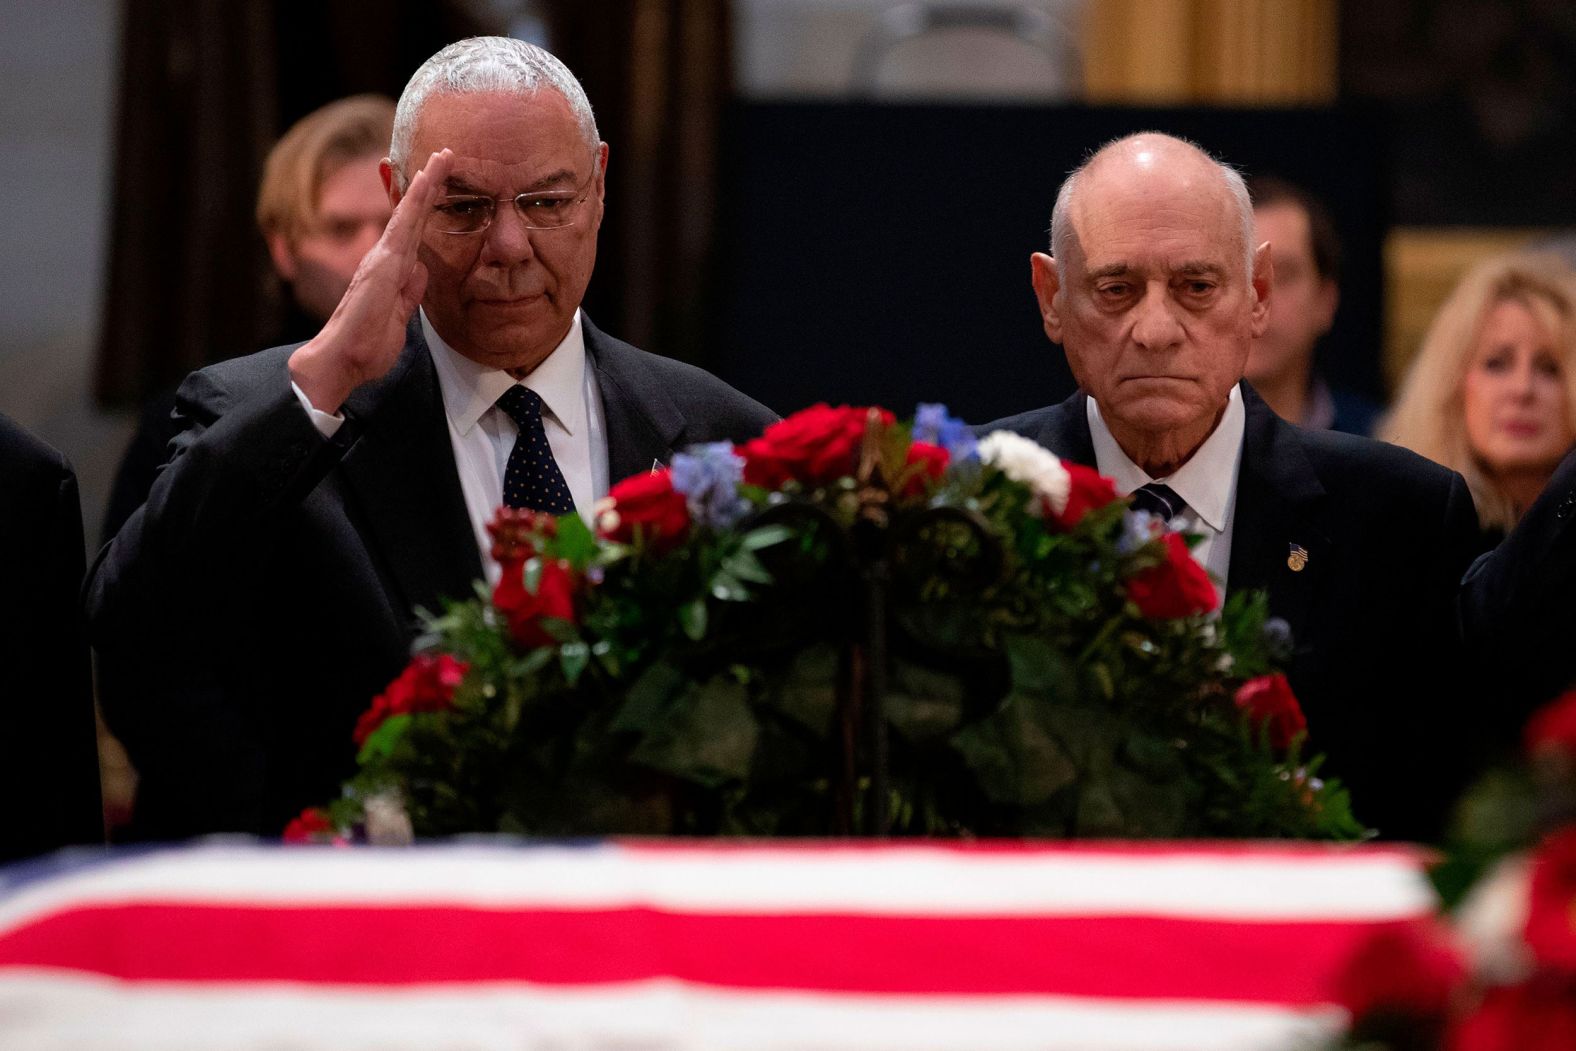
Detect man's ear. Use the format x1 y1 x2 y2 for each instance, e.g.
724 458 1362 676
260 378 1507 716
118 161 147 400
380 158 401 207
1030 252 1064 343
1249 240 1273 339
265 232 297 282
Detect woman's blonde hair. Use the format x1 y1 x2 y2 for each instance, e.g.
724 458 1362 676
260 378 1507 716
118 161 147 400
1383 251 1576 531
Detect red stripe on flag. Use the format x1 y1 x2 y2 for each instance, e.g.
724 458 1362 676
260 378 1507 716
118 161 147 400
0 904 1377 1005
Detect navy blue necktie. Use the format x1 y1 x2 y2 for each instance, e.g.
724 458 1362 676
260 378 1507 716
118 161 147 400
1130 482 1183 522
495 385 575 514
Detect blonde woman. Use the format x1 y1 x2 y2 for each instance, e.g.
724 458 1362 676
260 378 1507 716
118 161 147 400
1384 252 1576 537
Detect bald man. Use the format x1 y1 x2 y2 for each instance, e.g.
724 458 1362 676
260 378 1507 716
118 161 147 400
982 132 1576 840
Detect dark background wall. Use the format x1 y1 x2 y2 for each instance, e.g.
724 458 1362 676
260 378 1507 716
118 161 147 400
714 102 1387 422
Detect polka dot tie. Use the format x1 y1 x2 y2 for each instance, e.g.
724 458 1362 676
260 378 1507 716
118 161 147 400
495 385 576 515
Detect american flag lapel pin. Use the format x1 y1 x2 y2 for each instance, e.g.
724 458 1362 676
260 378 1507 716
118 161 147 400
1287 543 1309 572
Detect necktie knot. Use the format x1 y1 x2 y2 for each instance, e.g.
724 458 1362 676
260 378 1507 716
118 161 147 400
496 385 575 515
495 384 544 427
1130 482 1183 522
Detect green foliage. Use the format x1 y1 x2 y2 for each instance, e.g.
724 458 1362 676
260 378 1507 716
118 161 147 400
335 445 1362 843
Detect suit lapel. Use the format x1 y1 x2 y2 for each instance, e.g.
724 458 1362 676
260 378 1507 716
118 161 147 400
1037 391 1098 467
337 324 483 616
1227 386 1329 650
585 316 686 485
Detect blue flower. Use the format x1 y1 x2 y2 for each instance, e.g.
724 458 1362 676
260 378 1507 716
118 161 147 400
913 403 977 461
671 442 749 530
1116 509 1164 555
1262 617 1294 660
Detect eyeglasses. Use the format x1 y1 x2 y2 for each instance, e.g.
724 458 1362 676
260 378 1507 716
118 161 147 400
430 168 598 235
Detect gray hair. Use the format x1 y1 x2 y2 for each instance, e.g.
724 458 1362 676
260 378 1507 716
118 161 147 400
1049 132 1255 282
389 36 600 187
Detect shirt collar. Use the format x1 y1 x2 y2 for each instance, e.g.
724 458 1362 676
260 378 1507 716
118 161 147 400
421 308 587 437
1085 384 1245 534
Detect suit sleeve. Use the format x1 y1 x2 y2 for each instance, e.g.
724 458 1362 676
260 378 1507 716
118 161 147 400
84 366 356 837
86 365 352 642
0 443 102 860
1458 446 1576 713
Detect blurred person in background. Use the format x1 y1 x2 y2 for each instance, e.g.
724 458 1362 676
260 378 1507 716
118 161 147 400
0 414 102 860
1245 175 1381 436
101 95 396 544
256 94 398 331
1383 252 1576 541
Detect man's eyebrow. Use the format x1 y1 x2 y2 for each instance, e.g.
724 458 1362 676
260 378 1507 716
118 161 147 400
1085 263 1131 280
441 175 489 196
1174 261 1228 278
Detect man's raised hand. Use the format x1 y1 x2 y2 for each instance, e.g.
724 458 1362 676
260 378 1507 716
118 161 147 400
288 149 454 414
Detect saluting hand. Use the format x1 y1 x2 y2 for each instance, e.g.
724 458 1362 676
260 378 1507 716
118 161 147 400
288 149 454 414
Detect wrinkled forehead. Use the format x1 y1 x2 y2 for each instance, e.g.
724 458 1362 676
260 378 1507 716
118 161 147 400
409 90 593 188
1068 167 1246 275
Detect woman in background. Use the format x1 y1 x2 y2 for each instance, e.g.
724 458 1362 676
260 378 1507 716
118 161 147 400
1384 252 1576 539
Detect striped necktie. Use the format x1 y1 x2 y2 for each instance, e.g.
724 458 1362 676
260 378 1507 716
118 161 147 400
1130 482 1183 522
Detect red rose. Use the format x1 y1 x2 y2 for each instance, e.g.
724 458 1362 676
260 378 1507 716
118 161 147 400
486 506 558 564
1526 690 1576 757
493 557 577 650
1331 918 1465 1028
596 469 690 552
353 653 468 746
1234 673 1308 750
1126 532 1219 618
1054 462 1120 528
1451 977 1576 1051
739 404 895 488
283 807 344 845
903 440 950 495
1525 828 1576 971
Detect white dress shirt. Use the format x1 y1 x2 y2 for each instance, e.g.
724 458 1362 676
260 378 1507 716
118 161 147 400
1086 384 1245 595
291 308 609 582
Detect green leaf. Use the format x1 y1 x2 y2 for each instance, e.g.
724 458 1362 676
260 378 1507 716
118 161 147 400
885 660 966 744
1074 780 1126 836
679 598 708 641
721 549 774 585
356 713 413 765
740 524 794 551
548 513 599 568
1005 634 1075 696
952 691 1078 806
559 641 590 685
769 644 840 737
710 572 750 602
631 675 759 788
507 647 555 679
612 660 687 734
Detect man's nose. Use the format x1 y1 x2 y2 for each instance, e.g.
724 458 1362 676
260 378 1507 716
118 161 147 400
1129 288 1185 350
479 201 537 266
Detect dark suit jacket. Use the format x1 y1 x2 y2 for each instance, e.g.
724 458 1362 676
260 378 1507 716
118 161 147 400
87 317 777 839
982 385 1561 841
0 414 103 860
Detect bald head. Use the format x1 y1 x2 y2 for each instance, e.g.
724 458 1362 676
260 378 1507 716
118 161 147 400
1050 133 1254 282
1028 131 1272 477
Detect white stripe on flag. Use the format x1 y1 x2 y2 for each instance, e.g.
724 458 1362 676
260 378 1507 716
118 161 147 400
0 842 1433 935
0 970 1343 1051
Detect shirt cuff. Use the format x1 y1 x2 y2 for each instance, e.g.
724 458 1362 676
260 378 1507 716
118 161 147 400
290 380 346 438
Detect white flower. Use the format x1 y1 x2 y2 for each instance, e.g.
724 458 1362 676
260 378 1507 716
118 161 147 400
1455 853 1534 983
977 431 1071 516
363 790 415 847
